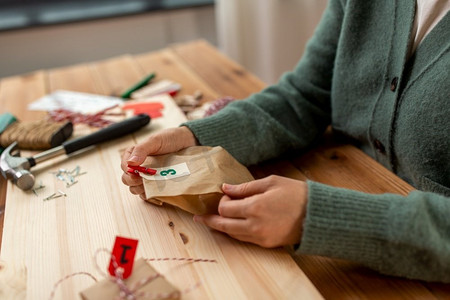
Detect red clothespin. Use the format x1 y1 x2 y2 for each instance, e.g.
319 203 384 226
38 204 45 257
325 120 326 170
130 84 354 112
127 165 157 175
167 89 179 97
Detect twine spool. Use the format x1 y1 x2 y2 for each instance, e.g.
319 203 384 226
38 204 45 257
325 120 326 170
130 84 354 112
0 120 73 150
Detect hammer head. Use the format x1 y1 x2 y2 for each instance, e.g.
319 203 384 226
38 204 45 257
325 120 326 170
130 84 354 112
0 142 35 190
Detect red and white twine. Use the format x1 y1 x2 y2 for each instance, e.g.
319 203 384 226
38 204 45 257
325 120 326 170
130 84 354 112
48 105 123 128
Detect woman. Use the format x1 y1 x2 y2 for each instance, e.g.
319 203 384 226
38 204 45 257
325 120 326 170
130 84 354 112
121 0 450 282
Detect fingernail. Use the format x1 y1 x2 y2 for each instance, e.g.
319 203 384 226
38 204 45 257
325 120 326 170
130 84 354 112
128 155 140 163
222 183 233 192
193 215 199 222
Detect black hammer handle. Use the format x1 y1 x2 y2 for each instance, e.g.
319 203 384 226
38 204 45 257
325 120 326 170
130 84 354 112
29 114 150 167
64 114 150 154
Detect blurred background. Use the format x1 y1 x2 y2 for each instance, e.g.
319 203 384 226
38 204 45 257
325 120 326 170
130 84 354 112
0 0 327 84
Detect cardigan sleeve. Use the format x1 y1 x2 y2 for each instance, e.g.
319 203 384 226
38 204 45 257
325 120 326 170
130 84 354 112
182 0 450 283
299 181 450 283
183 0 344 166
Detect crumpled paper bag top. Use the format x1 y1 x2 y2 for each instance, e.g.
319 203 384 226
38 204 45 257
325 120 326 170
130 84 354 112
142 146 254 215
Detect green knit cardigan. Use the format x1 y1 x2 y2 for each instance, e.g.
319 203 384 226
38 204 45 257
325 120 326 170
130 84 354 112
184 0 450 282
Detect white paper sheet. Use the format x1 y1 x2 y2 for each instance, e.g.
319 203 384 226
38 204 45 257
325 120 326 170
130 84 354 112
28 90 124 114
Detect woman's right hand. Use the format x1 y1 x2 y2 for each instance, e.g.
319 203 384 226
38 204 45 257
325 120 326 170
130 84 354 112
121 126 198 200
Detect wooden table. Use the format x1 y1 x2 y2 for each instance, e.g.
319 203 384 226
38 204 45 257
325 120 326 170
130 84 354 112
0 40 449 299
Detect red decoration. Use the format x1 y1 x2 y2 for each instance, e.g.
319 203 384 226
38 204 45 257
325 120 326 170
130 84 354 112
127 165 157 175
204 97 235 117
47 105 120 128
122 102 164 118
108 236 139 279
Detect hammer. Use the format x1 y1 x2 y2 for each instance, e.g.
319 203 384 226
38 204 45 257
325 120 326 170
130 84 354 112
0 114 150 191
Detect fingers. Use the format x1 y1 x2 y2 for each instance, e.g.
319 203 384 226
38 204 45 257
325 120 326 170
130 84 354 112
194 214 247 235
193 214 268 246
129 185 146 196
125 127 197 166
121 146 135 172
217 194 247 218
127 137 162 166
121 163 145 199
222 177 269 198
121 127 198 200
121 172 146 198
197 176 307 248
121 172 142 187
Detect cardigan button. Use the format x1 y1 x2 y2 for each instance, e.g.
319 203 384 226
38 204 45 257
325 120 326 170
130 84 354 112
374 139 386 154
390 77 398 92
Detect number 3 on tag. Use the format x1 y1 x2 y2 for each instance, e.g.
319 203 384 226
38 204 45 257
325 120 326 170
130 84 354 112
160 169 176 176
140 163 190 181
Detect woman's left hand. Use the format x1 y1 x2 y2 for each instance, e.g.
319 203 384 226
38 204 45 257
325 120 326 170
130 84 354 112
194 175 308 248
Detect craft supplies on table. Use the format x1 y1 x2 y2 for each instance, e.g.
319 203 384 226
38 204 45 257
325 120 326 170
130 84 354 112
1 93 321 299
27 88 188 130
29 90 124 114
122 101 164 118
121 73 156 99
0 114 150 191
0 119 73 150
175 90 203 114
130 79 181 99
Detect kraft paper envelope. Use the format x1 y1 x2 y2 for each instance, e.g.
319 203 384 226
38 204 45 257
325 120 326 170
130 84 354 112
141 146 254 215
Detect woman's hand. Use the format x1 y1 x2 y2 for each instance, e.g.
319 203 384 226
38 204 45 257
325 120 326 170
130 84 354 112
194 175 308 248
121 126 197 200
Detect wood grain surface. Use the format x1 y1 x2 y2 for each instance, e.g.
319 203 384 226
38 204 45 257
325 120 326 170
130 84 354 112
0 40 448 299
0 260 27 299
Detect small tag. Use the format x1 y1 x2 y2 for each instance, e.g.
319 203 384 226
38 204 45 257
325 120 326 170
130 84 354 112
141 162 190 181
108 236 138 279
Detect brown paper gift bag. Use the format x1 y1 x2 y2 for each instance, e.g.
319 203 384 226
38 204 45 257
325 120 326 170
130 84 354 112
141 146 254 215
